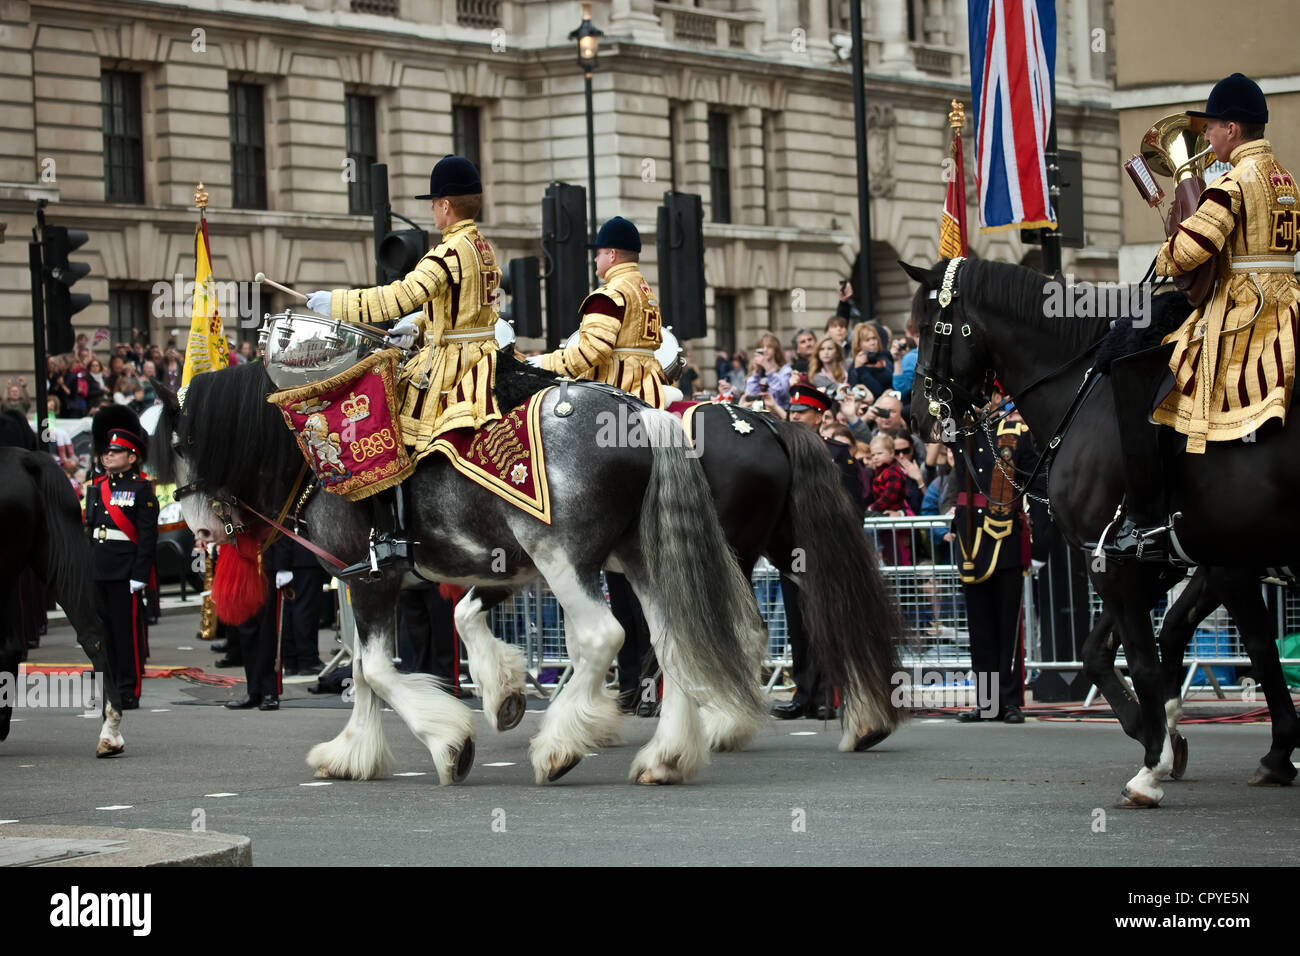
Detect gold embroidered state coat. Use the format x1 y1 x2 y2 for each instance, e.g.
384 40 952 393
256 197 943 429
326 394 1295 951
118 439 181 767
540 262 668 408
1153 140 1300 453
327 219 502 458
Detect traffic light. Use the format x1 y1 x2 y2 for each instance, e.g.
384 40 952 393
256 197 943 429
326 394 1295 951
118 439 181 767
1024 148 1084 249
657 192 706 340
541 182 587 349
378 227 428 283
500 256 541 339
43 224 91 355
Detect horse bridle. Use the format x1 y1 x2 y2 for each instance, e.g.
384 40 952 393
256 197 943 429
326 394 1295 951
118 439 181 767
915 257 994 438
174 480 247 539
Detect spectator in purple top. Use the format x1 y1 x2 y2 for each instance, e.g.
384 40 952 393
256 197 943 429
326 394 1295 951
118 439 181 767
744 332 792 409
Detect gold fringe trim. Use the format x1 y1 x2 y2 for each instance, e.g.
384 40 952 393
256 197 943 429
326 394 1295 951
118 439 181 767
978 218 1058 235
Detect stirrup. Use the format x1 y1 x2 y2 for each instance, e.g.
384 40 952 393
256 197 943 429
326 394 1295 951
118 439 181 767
338 529 416 581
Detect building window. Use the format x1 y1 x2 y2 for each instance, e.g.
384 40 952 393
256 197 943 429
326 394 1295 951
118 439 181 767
351 0 399 15
452 104 482 173
109 288 150 347
714 292 736 357
346 94 378 215
707 111 731 223
228 83 267 210
101 71 144 204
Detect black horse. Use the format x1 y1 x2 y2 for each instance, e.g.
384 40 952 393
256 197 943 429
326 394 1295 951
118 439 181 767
902 257 1298 805
0 411 123 755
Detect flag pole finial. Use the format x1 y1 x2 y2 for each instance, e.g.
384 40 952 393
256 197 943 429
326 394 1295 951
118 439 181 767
194 182 209 211
948 100 965 132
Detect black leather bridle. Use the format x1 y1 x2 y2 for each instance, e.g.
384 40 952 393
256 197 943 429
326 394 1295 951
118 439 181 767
914 257 994 437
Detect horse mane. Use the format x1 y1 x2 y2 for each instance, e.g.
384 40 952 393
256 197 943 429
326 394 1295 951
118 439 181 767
178 362 300 507
965 259 1111 353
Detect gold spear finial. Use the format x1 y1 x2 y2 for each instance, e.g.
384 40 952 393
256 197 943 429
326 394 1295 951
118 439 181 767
194 181 209 210
948 100 965 131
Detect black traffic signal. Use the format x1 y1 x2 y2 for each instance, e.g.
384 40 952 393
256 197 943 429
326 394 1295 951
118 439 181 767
657 192 706 340
43 224 91 355
378 228 428 283
541 182 587 350
500 256 541 339
1025 148 1084 249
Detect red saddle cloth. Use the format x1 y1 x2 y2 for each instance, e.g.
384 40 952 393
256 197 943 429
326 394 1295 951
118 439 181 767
429 388 553 524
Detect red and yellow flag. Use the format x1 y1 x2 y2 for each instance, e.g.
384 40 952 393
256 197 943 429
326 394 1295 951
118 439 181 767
939 100 969 259
181 213 228 389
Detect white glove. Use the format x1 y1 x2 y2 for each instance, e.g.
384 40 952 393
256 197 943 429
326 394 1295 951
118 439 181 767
306 291 332 315
275 570 294 589
129 579 146 593
526 355 545 368
388 315 421 350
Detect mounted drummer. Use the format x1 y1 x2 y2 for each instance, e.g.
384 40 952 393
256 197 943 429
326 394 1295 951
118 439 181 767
1105 73 1300 562
304 154 501 573
533 216 670 408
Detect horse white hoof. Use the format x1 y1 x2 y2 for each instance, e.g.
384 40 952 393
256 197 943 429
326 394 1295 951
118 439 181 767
95 738 124 758
634 759 685 785
1116 786 1161 808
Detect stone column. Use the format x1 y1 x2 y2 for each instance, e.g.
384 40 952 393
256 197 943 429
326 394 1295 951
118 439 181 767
874 0 914 75
609 0 664 43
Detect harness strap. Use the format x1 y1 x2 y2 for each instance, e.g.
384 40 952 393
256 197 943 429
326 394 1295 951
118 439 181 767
259 463 310 554
236 497 349 571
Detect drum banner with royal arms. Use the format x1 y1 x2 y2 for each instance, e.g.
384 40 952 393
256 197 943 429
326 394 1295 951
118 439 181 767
269 349 416 501
428 388 553 524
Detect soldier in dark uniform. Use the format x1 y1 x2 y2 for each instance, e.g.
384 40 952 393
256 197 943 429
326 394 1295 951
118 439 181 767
772 384 868 719
226 548 286 711
272 535 326 675
84 415 157 710
951 394 1034 723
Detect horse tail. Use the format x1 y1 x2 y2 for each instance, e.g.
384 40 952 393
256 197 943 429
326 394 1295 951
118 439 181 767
637 409 766 726
772 418 906 748
22 452 97 620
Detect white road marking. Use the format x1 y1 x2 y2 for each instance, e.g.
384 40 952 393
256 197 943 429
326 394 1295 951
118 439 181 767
789 731 817 736
96 805 133 810
0 820 16 825
177 646 194 651
18 765 33 768
483 762 516 767
300 781 332 787
393 772 426 777
204 792 237 798
151 709 170 713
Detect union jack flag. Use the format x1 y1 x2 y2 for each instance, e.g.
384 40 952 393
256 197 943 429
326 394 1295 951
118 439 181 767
968 0 1057 232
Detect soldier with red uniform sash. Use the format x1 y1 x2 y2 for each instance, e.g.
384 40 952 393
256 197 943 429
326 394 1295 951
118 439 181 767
84 413 157 710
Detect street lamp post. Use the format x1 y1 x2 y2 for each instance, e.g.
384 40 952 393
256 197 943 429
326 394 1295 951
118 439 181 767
569 2 604 287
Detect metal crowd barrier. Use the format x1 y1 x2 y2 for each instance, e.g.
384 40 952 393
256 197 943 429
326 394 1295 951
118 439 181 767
479 514 1300 700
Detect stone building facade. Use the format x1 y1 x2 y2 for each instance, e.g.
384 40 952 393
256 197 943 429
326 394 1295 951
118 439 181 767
0 0 1120 385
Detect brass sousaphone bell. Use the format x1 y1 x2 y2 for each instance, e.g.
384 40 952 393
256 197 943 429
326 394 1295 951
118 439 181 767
1138 113 1217 307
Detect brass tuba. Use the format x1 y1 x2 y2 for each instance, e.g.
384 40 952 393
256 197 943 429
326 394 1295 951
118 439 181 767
1140 113 1217 306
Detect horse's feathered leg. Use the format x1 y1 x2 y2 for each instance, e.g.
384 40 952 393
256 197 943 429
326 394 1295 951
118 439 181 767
697 558 766 753
528 559 624 784
306 633 394 780
454 586 528 732
350 584 475 785
1153 568 1219 780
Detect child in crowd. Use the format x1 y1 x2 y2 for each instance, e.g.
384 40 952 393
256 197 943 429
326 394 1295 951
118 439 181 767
865 433 912 565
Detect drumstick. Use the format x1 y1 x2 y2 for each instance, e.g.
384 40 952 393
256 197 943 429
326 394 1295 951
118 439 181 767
254 272 308 301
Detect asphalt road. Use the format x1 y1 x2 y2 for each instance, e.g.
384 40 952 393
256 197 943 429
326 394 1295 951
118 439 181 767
3 611 1298 867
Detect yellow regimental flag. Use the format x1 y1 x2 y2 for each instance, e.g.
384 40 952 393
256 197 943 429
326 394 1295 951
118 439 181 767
181 218 228 389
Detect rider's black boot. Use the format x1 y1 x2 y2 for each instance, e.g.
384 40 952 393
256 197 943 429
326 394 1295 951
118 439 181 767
339 486 415 580
1099 344 1177 564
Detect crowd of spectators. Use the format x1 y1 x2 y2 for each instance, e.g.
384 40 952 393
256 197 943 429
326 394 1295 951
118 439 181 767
3 331 259 497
